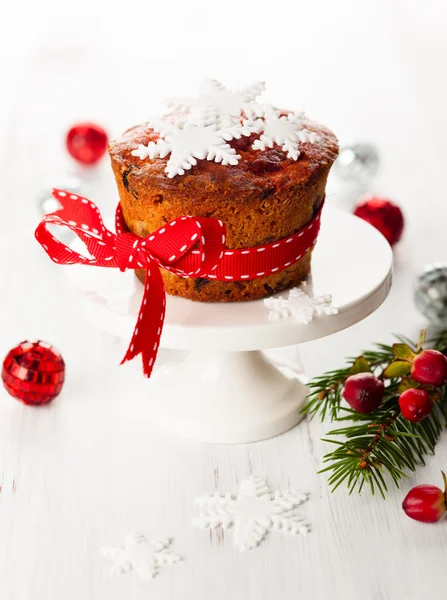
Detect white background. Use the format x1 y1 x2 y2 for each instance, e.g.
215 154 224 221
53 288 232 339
0 1 447 599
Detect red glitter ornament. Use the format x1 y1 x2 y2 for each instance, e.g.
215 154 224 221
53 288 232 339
2 341 65 406
353 196 404 246
66 122 108 165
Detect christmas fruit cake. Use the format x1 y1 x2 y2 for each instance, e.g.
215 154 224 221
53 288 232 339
109 80 338 302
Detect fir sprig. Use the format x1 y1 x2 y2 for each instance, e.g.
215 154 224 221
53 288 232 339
303 330 447 498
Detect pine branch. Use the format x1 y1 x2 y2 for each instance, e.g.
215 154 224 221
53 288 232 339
303 329 447 498
303 343 394 420
430 329 447 354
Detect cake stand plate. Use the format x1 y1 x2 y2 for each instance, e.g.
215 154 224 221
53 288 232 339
64 207 393 443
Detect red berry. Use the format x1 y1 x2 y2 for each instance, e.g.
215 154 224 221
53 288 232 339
411 349 447 387
354 196 404 246
343 373 385 413
2 341 65 406
66 122 108 165
398 388 432 422
403 472 447 523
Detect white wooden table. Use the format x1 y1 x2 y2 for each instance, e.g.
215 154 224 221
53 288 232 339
1 2 446 598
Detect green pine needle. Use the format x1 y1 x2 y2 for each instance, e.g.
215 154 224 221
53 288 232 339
303 329 447 498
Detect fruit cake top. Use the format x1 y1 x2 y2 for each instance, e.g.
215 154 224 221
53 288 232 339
109 79 338 194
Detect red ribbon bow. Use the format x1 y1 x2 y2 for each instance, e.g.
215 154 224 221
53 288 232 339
35 189 322 377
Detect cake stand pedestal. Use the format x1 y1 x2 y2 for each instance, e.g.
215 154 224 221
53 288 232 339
64 207 393 443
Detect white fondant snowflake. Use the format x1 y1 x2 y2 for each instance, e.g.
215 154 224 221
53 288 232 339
264 286 338 324
132 120 261 178
132 80 321 176
193 476 309 552
101 534 181 581
166 78 268 128
252 111 320 160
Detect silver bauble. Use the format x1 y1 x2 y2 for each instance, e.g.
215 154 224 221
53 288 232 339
414 263 447 326
36 177 82 216
333 143 380 183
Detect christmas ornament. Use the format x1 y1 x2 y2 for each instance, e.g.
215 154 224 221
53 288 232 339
35 189 323 378
264 285 338 324
342 372 384 413
37 177 81 216
2 340 65 405
66 122 108 165
411 349 447 386
414 263 447 326
403 472 447 523
101 534 181 581
333 142 380 182
353 196 404 246
398 388 433 423
193 475 309 552
303 329 447 497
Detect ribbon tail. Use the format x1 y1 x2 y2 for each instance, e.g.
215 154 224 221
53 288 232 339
120 261 166 378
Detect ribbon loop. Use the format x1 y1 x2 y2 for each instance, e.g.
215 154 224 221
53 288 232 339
143 216 226 279
35 189 323 378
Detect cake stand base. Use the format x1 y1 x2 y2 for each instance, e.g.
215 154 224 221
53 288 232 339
149 350 307 443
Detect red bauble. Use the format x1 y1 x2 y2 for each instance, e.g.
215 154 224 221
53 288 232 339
353 196 404 246
398 388 433 423
411 349 447 387
342 372 385 413
403 472 447 523
66 122 108 165
2 341 65 406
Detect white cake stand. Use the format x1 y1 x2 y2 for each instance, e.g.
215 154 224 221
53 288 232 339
64 207 393 443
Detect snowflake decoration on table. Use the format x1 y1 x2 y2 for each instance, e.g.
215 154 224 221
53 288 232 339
101 534 181 581
165 78 268 128
193 475 309 552
264 286 338 324
132 119 261 178
252 111 320 160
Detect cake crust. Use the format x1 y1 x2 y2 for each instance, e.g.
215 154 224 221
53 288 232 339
109 118 338 302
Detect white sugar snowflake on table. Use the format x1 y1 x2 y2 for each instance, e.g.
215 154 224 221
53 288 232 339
193 475 309 552
166 78 268 128
101 534 181 581
252 111 320 160
264 286 338 324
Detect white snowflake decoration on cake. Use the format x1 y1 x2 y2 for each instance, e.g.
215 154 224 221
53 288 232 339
101 534 181 581
132 80 321 176
264 286 338 324
252 111 320 160
132 119 261 178
193 475 309 552
166 78 268 127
